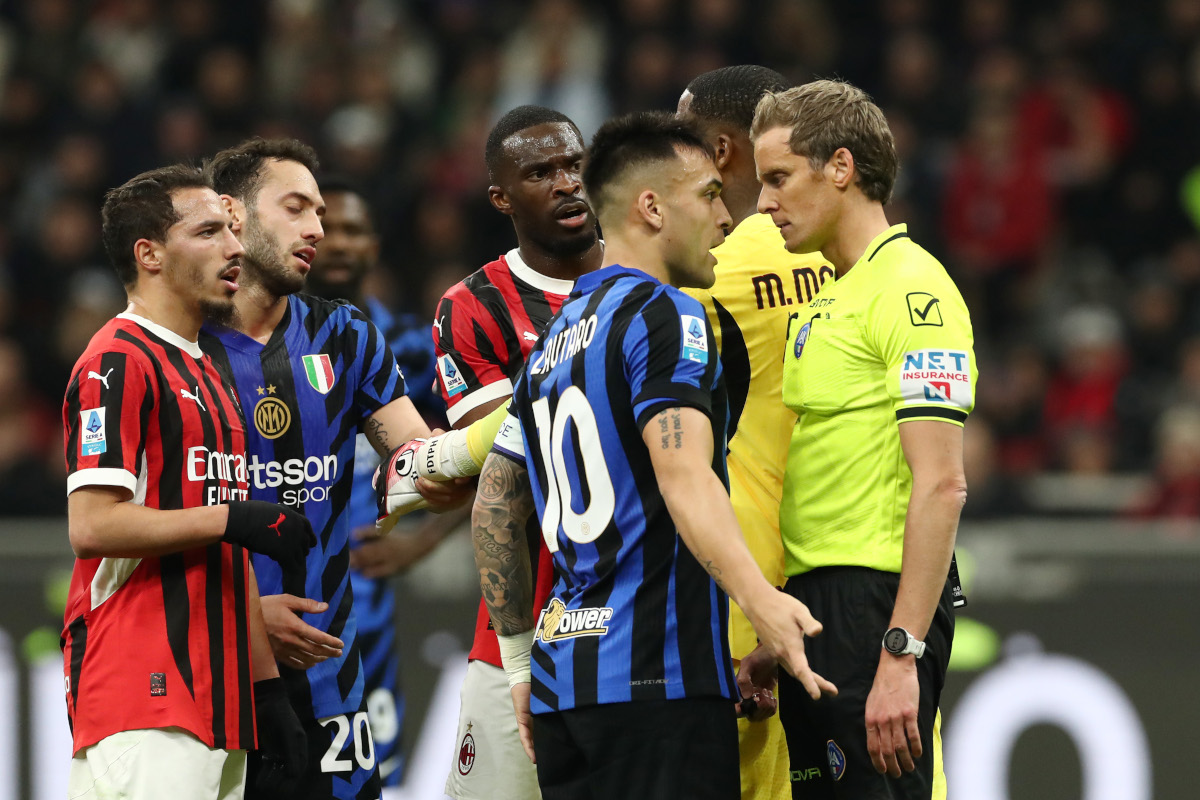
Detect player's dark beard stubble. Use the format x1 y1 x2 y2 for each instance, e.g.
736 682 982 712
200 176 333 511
239 206 307 298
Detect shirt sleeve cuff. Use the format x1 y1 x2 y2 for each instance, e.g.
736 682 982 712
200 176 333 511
447 379 515 426
67 468 137 497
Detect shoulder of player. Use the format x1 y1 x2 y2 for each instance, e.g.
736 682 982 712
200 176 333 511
293 292 382 335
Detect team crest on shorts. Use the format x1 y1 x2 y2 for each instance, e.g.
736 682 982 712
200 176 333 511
458 728 476 775
827 739 846 781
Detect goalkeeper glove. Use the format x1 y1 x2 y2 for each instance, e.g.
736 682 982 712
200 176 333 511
252 677 307 797
374 438 430 532
223 501 316 571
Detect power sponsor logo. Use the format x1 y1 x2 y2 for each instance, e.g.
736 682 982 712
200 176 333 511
827 739 846 781
681 314 709 364
80 408 106 456
906 292 943 327
438 354 467 396
535 597 613 643
186 446 250 503
899 349 972 411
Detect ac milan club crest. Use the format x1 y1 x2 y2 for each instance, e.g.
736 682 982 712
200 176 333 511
457 731 476 775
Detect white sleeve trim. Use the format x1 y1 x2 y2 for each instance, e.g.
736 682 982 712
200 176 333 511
67 468 137 497
446 379 514 426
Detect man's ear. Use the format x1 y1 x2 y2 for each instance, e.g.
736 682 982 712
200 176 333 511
222 194 245 234
635 189 663 231
488 185 514 216
713 132 735 172
133 238 163 277
827 147 856 190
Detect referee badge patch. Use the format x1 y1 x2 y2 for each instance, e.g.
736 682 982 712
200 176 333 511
827 739 846 781
681 315 708 364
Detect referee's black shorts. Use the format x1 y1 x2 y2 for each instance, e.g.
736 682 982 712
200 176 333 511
532 696 739 800
777 566 955 800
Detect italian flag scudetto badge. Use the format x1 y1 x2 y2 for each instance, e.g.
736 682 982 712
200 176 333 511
302 354 335 394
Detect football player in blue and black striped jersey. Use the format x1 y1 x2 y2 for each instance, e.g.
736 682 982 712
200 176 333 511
199 138 472 800
472 113 837 800
307 176 460 788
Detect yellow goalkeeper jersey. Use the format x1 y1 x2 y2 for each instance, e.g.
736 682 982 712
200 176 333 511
686 212 833 660
780 224 977 576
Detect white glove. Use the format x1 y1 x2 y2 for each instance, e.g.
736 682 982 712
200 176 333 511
374 439 430 531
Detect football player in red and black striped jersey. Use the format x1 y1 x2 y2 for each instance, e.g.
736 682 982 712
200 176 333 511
436 105 603 800
62 165 312 799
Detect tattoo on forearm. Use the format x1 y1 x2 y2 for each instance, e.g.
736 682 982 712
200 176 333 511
657 407 685 450
700 558 730 594
472 454 537 636
366 417 390 452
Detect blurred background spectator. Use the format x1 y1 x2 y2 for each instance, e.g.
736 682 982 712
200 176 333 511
0 0 1197 522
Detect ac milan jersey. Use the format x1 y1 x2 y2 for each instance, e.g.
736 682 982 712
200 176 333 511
61 313 254 754
493 265 736 714
434 248 572 667
200 294 407 721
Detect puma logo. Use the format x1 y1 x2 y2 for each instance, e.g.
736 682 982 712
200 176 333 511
179 387 206 411
522 331 538 342
433 316 444 337
87 368 114 390
267 512 285 537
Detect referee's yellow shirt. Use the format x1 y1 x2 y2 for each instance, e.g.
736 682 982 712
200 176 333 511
686 212 833 660
780 224 977 577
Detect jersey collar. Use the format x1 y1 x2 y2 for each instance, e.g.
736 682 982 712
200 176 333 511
863 224 909 264
118 311 204 359
573 264 661 295
506 248 577 295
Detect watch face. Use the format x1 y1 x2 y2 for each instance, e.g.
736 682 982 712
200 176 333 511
884 628 907 653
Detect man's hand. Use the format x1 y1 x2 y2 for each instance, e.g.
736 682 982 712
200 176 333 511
253 677 307 796
743 588 838 701
416 475 474 512
865 653 922 777
735 644 780 721
259 595 344 669
223 501 316 571
509 682 536 764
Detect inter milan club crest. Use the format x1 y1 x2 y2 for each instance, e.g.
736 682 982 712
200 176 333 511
302 354 335 394
457 725 477 775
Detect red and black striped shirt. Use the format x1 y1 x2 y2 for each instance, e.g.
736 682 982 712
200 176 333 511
434 249 573 666
61 313 255 754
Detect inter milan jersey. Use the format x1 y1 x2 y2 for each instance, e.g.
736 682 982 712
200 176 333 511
345 296 436 786
62 313 254 754
493 265 737 714
201 294 407 720
434 248 572 667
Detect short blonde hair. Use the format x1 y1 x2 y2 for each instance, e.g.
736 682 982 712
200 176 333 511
751 79 898 204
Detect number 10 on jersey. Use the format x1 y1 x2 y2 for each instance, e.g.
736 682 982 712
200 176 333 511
530 386 615 553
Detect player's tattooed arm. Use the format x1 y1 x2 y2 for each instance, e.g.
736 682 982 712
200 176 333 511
471 452 537 636
365 416 391 452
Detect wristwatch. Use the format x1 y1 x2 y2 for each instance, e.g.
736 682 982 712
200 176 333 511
882 627 926 659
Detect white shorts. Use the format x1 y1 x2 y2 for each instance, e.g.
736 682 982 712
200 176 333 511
444 660 540 800
69 727 246 800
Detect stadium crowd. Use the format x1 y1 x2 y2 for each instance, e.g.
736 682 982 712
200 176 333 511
1 0 1199 520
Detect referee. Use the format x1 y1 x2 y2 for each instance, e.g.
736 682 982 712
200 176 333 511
742 80 976 799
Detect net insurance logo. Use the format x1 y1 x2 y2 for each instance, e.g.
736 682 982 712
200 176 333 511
898 349 971 410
